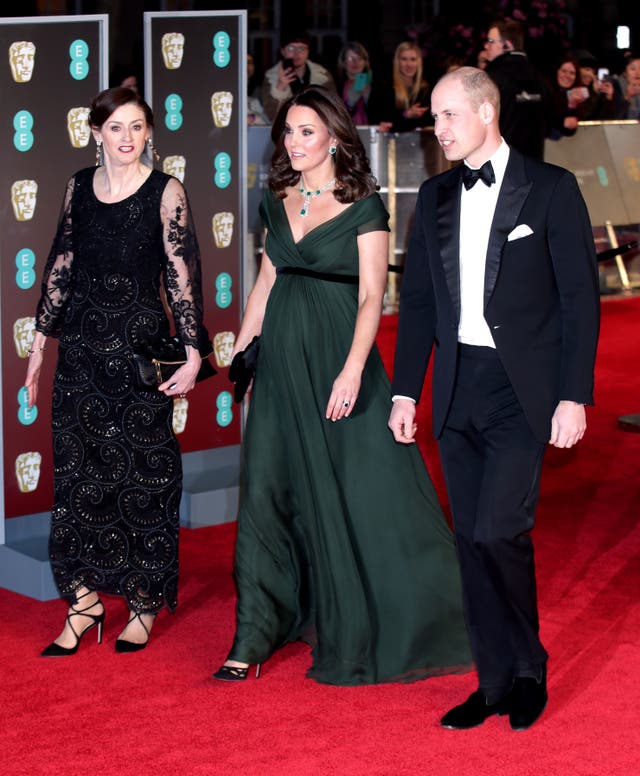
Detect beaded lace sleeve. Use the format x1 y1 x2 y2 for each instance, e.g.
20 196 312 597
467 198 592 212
35 176 75 337
160 177 206 350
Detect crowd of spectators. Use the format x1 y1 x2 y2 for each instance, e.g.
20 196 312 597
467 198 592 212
247 25 639 146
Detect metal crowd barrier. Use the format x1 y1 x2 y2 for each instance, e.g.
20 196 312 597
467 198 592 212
248 122 640 305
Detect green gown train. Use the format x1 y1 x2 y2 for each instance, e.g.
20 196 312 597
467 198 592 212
228 189 471 685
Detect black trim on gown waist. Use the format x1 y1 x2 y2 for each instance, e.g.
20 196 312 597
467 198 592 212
276 266 359 285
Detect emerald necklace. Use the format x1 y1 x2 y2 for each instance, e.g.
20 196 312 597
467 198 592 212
298 176 336 217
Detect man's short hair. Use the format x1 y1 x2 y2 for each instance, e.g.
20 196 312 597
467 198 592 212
441 66 501 113
280 31 310 49
492 18 524 51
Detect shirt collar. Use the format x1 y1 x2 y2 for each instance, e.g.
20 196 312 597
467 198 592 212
463 139 510 188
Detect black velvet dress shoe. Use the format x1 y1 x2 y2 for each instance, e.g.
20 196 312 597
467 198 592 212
508 673 548 731
441 690 510 730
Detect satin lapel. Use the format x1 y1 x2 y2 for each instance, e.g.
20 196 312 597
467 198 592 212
436 171 462 322
484 151 532 308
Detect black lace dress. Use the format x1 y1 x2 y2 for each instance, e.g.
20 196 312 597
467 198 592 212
35 167 208 613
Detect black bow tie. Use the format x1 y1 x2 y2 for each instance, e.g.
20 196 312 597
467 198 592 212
462 160 496 190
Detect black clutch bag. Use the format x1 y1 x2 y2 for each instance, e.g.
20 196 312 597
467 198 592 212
131 336 217 388
228 335 260 403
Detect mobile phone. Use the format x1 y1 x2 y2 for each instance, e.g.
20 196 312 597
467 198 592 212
597 67 609 81
353 72 371 92
282 57 294 72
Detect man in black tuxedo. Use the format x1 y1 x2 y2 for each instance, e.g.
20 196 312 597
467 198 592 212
389 67 599 731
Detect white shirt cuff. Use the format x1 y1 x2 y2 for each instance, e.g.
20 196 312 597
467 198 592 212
391 394 416 403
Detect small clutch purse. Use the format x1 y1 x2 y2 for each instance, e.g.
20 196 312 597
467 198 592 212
228 335 260 403
131 336 217 388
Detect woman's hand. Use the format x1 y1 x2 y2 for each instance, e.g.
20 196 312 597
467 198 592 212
158 348 201 397
325 367 362 422
597 79 614 99
24 350 44 409
276 61 298 91
403 103 429 119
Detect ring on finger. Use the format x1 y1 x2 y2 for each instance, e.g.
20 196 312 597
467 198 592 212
343 401 350 408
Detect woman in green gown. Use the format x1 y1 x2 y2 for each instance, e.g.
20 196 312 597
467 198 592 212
213 86 471 685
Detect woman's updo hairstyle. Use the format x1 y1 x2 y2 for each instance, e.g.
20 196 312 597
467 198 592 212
89 86 154 129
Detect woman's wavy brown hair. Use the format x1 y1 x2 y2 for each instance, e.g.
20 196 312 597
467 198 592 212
269 85 378 203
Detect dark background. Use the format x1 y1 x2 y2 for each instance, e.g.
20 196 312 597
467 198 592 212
6 1 640 95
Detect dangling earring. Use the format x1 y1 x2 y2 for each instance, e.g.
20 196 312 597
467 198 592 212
147 137 160 162
329 145 337 156
95 139 102 166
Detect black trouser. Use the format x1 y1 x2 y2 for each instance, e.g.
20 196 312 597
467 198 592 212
439 344 548 703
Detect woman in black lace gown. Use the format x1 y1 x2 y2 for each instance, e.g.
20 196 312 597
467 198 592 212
24 87 209 655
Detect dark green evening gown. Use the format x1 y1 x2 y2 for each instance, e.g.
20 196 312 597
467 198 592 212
228 190 471 685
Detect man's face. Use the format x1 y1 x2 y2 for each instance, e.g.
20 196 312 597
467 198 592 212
431 79 490 167
281 41 309 70
484 27 505 62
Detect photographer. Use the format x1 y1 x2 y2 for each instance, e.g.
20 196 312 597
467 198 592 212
576 51 616 121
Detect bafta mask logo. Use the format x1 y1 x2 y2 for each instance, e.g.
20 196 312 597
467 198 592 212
624 156 640 183
213 331 236 368
13 316 36 358
163 155 186 183
247 163 257 189
162 32 185 70
212 212 234 249
172 396 189 434
9 41 36 83
15 451 42 493
11 180 38 221
211 91 233 128
67 107 91 148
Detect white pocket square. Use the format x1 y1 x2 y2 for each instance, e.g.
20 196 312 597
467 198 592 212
507 224 534 241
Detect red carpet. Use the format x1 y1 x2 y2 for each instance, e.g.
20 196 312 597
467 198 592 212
1 297 639 775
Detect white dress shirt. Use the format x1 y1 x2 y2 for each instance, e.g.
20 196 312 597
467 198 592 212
458 139 510 348
392 140 510 403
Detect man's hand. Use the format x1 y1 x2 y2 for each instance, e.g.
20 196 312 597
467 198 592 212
388 398 418 444
549 400 586 448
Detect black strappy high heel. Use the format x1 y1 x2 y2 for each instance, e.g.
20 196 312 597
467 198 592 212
212 662 262 681
115 612 156 653
41 591 105 657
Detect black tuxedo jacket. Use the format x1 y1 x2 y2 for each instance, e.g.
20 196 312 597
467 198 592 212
392 149 600 444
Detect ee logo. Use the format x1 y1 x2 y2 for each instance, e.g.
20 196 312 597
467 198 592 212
214 152 231 188
213 31 230 68
16 248 36 289
69 39 89 80
18 386 37 426
13 110 34 152
216 391 233 427
215 272 232 309
596 166 609 186
165 93 183 131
